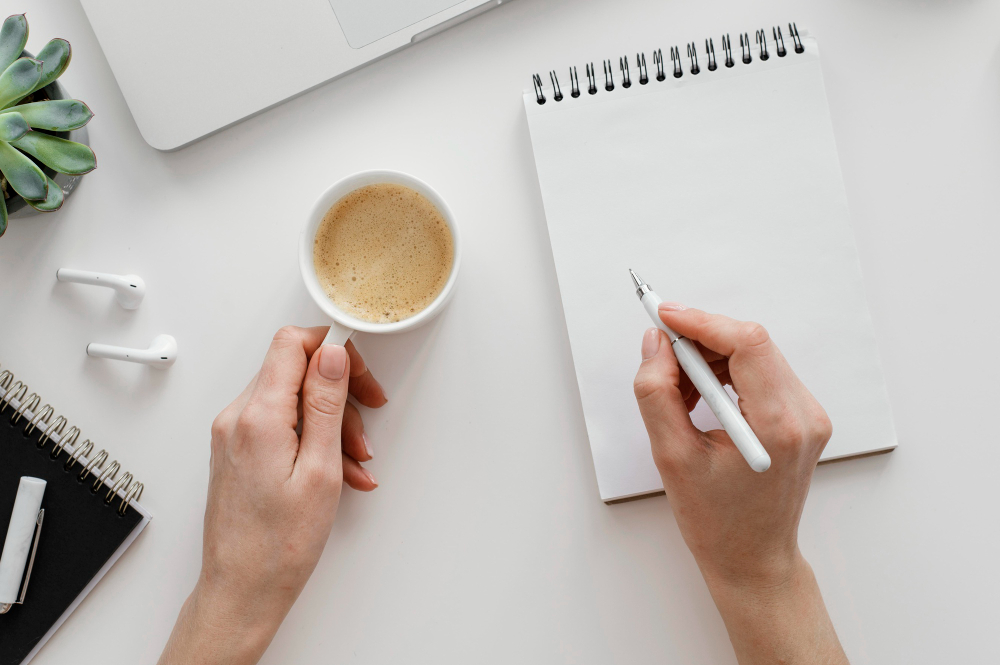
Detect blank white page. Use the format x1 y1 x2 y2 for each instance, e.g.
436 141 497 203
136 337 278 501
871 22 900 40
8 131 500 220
524 35 896 502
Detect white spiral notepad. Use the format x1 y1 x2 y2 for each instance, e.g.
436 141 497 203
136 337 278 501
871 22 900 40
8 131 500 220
524 25 897 502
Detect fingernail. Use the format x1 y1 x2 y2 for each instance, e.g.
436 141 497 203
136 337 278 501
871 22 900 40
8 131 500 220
658 302 687 312
365 469 378 487
319 345 348 380
350 358 367 378
641 328 661 360
363 432 373 458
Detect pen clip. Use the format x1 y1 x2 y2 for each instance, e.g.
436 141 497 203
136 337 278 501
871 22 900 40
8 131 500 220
18 509 44 605
0 509 44 614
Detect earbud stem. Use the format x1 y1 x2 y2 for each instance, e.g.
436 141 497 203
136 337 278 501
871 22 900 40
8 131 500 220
57 269 125 289
57 268 145 309
87 343 151 364
86 335 177 369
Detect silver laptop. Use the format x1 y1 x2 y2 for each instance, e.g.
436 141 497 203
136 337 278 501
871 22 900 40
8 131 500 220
81 0 510 150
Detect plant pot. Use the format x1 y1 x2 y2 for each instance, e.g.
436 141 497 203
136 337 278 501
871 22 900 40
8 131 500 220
3 49 91 220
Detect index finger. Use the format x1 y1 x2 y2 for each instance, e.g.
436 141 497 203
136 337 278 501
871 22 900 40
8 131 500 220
253 326 328 411
346 341 388 408
657 305 793 427
657 306 772 358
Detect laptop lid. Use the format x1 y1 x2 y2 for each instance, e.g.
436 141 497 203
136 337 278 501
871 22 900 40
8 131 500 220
81 0 499 150
330 0 468 48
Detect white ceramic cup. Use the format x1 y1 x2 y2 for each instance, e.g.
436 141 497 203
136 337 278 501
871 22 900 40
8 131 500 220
300 170 461 346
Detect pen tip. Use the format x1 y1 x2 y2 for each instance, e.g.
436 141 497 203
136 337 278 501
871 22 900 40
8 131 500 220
629 269 644 289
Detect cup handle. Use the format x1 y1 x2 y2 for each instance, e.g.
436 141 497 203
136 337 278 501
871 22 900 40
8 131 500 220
323 320 355 347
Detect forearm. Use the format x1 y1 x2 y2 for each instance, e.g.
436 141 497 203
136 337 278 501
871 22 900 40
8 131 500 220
158 581 285 665
705 554 848 665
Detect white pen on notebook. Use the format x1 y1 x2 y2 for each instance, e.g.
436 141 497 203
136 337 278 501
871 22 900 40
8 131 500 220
629 270 771 473
0 477 46 613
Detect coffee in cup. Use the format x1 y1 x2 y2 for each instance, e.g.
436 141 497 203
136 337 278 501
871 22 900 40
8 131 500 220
313 183 454 324
300 170 461 347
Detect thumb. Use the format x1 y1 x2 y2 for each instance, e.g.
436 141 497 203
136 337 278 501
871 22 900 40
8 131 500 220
633 328 700 469
298 344 350 470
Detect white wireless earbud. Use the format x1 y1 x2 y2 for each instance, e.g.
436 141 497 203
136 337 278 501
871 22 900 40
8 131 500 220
87 334 177 369
56 268 146 310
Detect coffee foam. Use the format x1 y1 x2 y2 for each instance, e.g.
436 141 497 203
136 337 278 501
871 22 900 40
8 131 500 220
313 183 454 324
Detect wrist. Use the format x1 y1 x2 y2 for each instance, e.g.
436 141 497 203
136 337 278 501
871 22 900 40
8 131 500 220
703 550 815 633
701 554 848 664
158 579 287 665
698 545 805 600
196 573 289 647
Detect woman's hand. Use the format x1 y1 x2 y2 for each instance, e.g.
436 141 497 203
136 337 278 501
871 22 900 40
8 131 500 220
159 326 387 665
633 304 848 665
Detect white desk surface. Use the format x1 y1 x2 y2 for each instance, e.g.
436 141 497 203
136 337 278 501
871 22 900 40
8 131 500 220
2 0 998 662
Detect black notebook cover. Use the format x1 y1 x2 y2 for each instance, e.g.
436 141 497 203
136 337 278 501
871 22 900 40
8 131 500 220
0 408 147 664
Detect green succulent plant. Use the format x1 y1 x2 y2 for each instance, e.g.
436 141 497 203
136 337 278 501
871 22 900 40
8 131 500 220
0 13 96 238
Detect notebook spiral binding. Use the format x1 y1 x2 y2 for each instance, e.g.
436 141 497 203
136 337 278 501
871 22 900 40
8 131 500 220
532 22 805 105
0 366 143 517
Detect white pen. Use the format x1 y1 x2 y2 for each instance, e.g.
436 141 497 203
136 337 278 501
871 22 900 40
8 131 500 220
0 477 46 613
630 270 771 472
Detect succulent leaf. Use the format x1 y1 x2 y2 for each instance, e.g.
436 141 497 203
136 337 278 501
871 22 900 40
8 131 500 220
10 132 96 175
0 191 7 237
25 174 62 212
0 14 28 74
0 111 27 141
24 38 71 99
0 139 47 200
0 58 42 109
13 99 92 131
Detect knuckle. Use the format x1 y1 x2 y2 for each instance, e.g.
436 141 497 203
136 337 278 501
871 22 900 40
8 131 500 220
304 463 342 493
768 403 833 452
650 445 679 475
691 310 713 330
304 388 344 418
811 408 833 443
210 412 232 441
633 371 669 404
272 326 302 346
234 404 265 439
737 321 770 349
771 414 806 449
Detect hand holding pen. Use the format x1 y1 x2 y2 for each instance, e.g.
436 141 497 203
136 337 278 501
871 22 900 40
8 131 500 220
632 292 844 663
631 271 771 472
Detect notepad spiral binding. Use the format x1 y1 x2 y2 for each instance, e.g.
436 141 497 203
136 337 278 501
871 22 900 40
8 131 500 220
0 366 143 516
531 22 805 105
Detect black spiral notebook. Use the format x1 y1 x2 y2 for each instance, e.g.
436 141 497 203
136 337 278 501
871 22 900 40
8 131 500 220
0 365 150 665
